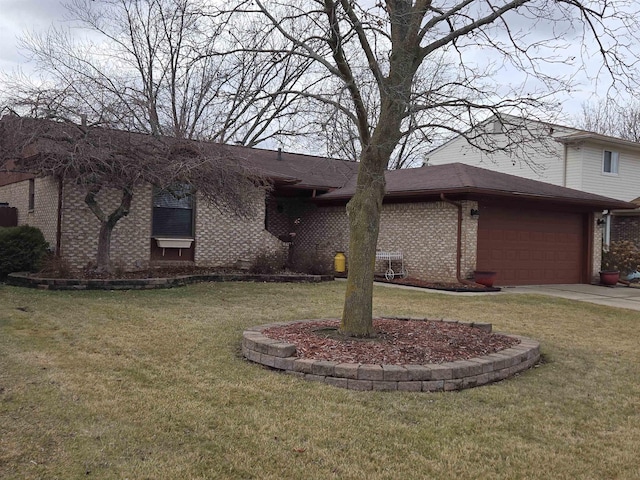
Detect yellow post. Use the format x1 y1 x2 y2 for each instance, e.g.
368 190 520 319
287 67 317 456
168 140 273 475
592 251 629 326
334 252 346 273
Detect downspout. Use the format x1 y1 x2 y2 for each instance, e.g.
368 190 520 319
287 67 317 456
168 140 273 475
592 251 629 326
604 210 611 250
562 143 568 187
440 193 481 286
55 176 63 256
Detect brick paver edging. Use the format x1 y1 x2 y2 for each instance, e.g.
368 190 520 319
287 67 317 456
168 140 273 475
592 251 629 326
242 319 540 392
7 272 333 290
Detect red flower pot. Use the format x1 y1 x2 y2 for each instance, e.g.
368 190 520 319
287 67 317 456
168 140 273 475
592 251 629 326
599 271 620 286
474 271 497 287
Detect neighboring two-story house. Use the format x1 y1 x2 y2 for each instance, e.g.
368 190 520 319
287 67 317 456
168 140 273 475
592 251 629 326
425 115 640 247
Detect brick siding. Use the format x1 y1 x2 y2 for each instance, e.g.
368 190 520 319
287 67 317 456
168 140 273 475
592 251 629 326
58 182 286 271
610 215 640 247
592 214 604 279
0 177 60 249
2 175 603 282
60 183 152 270
294 200 478 283
194 190 287 267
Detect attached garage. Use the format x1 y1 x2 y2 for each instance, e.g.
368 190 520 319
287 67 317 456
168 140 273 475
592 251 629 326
312 163 636 286
477 202 588 285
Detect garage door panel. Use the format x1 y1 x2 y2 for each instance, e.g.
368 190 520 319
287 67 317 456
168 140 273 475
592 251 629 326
517 231 531 242
477 205 586 285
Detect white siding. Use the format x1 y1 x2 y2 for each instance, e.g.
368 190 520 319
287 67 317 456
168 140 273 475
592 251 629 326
427 119 573 186
564 145 584 191
427 118 640 204
578 143 640 202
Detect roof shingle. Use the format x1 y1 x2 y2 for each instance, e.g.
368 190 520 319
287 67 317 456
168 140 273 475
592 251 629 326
317 163 635 210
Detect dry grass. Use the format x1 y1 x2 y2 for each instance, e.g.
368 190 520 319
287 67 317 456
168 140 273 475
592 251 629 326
1 281 639 479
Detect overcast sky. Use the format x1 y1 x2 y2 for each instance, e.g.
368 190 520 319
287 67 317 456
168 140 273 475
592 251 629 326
0 0 633 125
0 0 67 73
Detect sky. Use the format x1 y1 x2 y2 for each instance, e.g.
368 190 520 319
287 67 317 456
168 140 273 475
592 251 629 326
0 0 68 74
0 0 635 126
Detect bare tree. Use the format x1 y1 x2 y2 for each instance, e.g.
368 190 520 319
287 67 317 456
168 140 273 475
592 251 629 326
2 0 313 146
577 99 640 142
239 0 640 336
309 49 466 168
0 113 265 272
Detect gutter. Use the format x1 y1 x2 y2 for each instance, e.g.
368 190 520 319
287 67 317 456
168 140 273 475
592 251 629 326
439 193 483 287
315 188 635 210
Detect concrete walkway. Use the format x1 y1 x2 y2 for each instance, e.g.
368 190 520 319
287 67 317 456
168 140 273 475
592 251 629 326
372 280 640 311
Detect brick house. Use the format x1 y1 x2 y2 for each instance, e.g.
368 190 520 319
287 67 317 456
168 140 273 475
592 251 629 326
0 131 634 285
0 143 358 272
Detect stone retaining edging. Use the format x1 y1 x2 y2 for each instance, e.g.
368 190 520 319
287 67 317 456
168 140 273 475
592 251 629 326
7 272 334 290
242 319 540 392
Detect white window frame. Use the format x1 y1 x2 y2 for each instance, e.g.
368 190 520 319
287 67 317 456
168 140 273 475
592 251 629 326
602 150 619 175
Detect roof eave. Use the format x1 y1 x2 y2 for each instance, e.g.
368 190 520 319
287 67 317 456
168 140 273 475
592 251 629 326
556 133 640 151
315 187 636 210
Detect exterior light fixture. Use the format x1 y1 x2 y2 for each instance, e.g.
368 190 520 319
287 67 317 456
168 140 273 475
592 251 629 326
470 208 480 219
597 218 606 227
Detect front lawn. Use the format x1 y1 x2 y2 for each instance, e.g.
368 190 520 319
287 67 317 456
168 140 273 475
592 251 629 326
1 282 638 479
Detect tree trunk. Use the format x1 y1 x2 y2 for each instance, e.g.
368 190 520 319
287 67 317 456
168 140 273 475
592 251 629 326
84 186 133 273
95 221 114 272
340 151 387 337
339 79 410 336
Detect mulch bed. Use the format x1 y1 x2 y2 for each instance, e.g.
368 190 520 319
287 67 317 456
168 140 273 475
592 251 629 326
37 267 499 293
36 265 264 280
262 319 519 364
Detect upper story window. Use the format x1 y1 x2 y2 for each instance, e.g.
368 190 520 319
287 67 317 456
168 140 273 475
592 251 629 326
152 185 194 238
603 150 619 175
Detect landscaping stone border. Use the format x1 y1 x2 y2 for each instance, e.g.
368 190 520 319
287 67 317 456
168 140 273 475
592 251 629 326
7 272 334 290
242 319 540 392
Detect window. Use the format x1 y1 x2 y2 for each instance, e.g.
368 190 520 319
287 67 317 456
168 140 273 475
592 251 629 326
28 179 35 211
152 185 194 237
603 150 619 175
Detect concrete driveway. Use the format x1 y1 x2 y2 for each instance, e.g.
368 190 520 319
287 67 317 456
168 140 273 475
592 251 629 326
503 284 640 311
373 280 640 311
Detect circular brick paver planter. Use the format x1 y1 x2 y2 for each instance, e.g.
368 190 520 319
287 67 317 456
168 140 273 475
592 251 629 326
7 272 333 291
242 319 540 392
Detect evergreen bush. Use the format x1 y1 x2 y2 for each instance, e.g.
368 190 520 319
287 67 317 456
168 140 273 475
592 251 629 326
0 226 49 279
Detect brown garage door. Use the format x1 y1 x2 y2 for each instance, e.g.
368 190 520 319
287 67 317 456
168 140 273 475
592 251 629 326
477 204 587 285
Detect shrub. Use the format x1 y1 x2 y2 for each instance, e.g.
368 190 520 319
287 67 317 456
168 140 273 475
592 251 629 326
249 251 284 274
291 251 332 275
0 225 49 279
38 254 74 278
601 240 640 274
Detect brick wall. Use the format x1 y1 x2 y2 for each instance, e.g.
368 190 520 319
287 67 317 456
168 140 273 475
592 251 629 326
60 183 153 270
0 181 28 222
610 215 640 247
265 196 296 239
60 183 287 271
592 213 604 279
295 204 349 269
295 200 478 282
0 177 60 248
194 190 287 267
